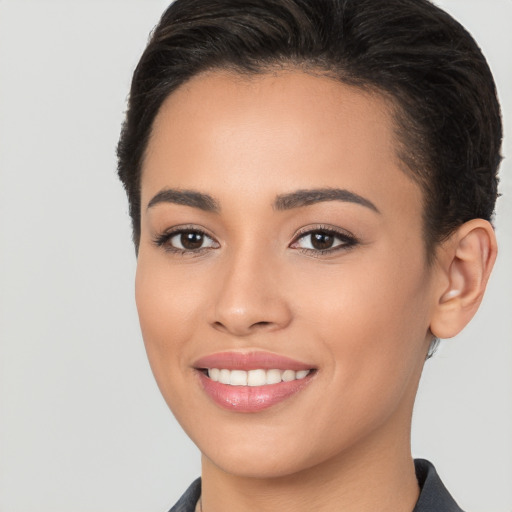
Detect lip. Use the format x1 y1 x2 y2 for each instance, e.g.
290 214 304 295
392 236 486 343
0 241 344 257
194 351 314 371
197 372 314 412
194 351 316 412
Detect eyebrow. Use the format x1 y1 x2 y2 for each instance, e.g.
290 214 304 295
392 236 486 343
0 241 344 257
147 189 220 212
273 188 380 213
146 187 379 214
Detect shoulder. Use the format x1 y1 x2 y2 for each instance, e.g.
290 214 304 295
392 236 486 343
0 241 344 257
413 459 465 512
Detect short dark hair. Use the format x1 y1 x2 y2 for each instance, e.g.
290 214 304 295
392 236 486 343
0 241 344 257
117 0 502 254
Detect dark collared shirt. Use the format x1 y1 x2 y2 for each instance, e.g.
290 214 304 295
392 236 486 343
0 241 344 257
169 459 464 512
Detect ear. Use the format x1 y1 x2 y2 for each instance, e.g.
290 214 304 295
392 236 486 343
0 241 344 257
429 219 497 339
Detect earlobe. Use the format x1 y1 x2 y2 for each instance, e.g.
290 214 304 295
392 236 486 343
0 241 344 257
430 219 497 339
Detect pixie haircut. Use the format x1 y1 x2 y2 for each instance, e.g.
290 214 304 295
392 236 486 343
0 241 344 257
117 0 502 254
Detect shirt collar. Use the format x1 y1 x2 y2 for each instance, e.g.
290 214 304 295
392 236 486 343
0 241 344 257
413 459 464 512
169 459 464 512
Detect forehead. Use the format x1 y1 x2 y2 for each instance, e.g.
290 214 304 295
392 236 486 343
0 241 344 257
142 69 421 216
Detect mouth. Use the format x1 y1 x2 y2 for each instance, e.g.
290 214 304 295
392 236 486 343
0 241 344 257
193 352 316 412
200 368 312 386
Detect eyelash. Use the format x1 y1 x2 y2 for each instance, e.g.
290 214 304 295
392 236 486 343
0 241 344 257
290 225 358 257
152 225 219 256
153 225 358 257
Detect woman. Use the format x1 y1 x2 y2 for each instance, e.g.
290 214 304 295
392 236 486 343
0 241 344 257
117 0 502 510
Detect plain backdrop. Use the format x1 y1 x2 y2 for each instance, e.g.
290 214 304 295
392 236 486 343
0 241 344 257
0 1 510 511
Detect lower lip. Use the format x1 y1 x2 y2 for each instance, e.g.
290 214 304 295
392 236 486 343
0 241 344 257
197 371 314 412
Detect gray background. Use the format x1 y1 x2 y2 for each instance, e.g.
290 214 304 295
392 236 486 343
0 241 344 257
0 1 510 511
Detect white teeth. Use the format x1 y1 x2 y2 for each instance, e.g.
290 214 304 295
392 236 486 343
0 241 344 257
207 368 311 386
219 369 231 384
266 369 282 385
281 370 296 382
230 370 247 386
209 368 220 381
247 369 266 387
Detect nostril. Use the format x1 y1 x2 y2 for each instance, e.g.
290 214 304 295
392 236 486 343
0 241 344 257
213 320 271 328
211 297 293 336
212 319 277 336
252 321 272 329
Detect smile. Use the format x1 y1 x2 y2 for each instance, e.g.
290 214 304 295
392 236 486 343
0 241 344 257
194 352 316 412
206 368 311 386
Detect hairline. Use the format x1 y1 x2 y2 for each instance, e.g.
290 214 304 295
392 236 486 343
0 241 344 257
137 61 439 262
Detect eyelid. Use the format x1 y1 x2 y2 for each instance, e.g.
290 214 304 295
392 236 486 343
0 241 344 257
152 224 220 254
289 224 358 255
152 223 357 257
292 224 355 239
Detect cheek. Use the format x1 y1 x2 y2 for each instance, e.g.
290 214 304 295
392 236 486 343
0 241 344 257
300 250 432 408
134 256 204 377
298 244 430 334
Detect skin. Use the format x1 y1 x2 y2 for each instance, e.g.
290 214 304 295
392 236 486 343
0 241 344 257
135 69 496 512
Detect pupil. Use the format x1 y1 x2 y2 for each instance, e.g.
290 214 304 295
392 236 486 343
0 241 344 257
312 232 333 250
181 232 203 249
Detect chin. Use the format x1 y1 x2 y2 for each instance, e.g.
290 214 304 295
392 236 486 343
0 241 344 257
202 446 319 480
192 419 346 481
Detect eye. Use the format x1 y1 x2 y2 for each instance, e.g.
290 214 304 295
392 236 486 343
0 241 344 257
170 231 216 250
290 227 357 255
153 227 219 254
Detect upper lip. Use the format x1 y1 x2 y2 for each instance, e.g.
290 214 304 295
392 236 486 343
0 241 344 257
193 351 315 371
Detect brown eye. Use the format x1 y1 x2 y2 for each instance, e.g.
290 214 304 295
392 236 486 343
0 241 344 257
180 232 204 250
291 228 357 254
310 232 334 250
159 229 219 252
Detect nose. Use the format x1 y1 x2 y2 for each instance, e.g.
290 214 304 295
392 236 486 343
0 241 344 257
210 249 292 337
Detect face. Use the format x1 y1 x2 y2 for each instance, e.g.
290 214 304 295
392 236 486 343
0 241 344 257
136 70 437 478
